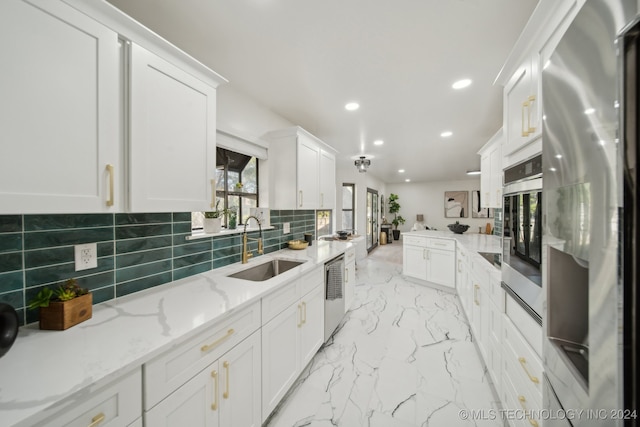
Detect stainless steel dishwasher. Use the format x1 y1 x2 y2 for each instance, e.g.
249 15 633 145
324 254 345 341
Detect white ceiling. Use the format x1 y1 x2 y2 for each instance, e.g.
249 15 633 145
106 0 538 184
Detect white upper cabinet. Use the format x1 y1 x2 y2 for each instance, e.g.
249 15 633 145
319 149 336 209
497 0 586 169
129 43 217 212
478 129 503 209
0 0 226 214
264 126 337 210
0 0 120 214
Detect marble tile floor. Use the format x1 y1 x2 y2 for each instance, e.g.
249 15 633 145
265 242 502 427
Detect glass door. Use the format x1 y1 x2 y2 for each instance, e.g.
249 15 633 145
366 188 378 251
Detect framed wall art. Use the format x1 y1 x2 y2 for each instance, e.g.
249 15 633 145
444 191 468 218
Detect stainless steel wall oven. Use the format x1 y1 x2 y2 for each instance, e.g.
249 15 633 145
501 154 543 321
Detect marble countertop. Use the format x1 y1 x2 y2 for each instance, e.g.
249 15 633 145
0 240 350 427
402 230 502 253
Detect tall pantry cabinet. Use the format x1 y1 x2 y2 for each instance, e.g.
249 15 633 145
0 0 226 214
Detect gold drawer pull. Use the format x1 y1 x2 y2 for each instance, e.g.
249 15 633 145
518 395 539 427
518 357 540 384
521 100 530 137
474 284 480 305
211 370 218 410
297 304 303 327
106 165 114 207
88 413 105 427
201 329 235 352
527 95 537 133
223 361 230 399
302 301 307 324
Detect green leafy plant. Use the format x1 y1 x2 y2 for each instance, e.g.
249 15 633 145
28 278 89 309
388 193 405 230
205 200 224 219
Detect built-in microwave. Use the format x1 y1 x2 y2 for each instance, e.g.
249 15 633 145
501 155 543 322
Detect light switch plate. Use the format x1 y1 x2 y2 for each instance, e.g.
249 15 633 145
283 222 290 234
75 243 98 271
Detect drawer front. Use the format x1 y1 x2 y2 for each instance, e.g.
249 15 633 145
487 277 504 309
345 247 356 263
505 293 542 356
403 235 428 247
43 369 142 427
503 315 543 400
502 363 542 427
426 238 455 251
144 301 261 410
299 265 323 298
262 279 299 324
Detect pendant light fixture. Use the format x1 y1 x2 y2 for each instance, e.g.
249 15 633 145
354 156 371 173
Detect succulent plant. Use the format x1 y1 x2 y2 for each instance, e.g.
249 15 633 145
28 278 89 309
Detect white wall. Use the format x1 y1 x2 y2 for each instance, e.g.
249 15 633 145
385 179 494 234
217 84 294 142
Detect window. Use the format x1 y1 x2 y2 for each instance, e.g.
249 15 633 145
192 147 259 230
317 210 332 237
342 183 355 231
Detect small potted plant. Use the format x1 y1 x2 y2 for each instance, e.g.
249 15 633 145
204 200 224 233
28 278 92 330
226 206 238 230
388 193 405 240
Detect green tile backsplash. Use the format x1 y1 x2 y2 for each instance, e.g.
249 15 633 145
0 210 316 326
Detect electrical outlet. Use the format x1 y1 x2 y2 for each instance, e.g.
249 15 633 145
283 222 290 234
75 243 98 271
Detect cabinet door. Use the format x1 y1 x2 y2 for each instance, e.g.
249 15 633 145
0 0 119 214
504 61 536 157
319 149 336 209
145 364 218 427
129 43 217 212
345 259 356 312
403 245 428 281
261 303 300 420
300 285 325 368
296 134 319 209
426 248 455 288
470 281 484 356
219 332 261 427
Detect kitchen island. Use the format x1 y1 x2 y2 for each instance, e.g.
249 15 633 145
0 240 350 427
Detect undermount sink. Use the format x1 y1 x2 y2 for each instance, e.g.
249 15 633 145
227 259 306 282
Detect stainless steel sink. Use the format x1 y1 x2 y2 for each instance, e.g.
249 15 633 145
227 259 306 282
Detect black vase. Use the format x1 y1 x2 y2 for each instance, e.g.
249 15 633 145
392 230 401 240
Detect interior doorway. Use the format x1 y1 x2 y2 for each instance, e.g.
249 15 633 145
366 188 379 252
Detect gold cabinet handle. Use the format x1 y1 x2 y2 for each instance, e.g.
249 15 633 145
210 179 216 209
457 260 462 273
474 284 480 305
345 267 349 283
518 357 540 384
521 100 530 137
201 328 235 352
297 304 303 327
105 164 114 207
211 370 219 410
88 413 105 427
302 301 307 324
527 95 536 133
299 190 303 207
223 361 230 399
518 395 539 427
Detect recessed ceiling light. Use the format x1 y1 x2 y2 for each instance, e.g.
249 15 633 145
345 102 360 111
440 131 453 138
398 169 405 173
584 107 596 115
466 170 481 176
555 154 563 159
549 167 557 172
405 179 411 182
452 79 472 89
373 139 384 146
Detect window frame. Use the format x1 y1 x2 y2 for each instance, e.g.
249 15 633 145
342 183 355 232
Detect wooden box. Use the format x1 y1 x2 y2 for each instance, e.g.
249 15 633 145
39 293 93 330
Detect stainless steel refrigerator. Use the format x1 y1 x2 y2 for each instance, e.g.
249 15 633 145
542 0 639 425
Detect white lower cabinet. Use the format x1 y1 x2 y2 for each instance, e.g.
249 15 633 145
262 267 324 420
403 236 455 288
38 369 141 427
145 331 261 427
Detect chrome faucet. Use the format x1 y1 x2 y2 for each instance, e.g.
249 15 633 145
242 215 263 263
